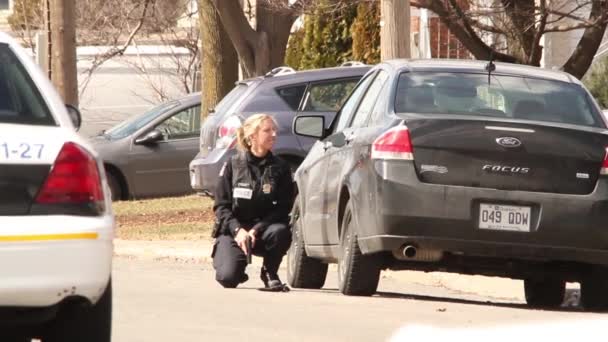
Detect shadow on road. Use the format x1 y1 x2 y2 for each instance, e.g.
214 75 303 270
287 287 586 313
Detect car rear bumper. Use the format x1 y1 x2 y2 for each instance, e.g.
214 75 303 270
0 214 114 307
356 160 608 265
189 148 234 194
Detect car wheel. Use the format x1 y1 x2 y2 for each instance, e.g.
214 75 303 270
286 201 328 289
524 277 565 308
581 265 608 311
106 171 122 201
338 200 381 296
44 279 112 342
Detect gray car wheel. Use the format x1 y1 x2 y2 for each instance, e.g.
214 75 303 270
337 200 381 296
581 266 608 311
106 172 122 201
286 202 328 289
524 277 565 308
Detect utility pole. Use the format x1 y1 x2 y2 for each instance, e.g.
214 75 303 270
49 0 79 107
380 0 411 60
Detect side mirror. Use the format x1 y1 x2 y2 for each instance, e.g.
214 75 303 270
135 129 164 145
66 104 82 131
293 115 326 139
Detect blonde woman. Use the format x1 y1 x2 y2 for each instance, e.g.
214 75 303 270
212 114 294 291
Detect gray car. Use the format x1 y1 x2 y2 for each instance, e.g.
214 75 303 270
289 59 608 309
189 65 371 196
90 92 201 200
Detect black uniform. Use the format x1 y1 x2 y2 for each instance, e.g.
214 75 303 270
212 150 294 288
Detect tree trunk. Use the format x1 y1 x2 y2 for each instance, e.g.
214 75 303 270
200 0 238 121
49 0 78 107
255 2 294 74
380 0 410 60
213 0 296 77
561 0 608 79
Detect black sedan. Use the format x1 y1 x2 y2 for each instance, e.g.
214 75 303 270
288 59 608 310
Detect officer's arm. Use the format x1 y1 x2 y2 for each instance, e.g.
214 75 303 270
213 161 241 237
253 163 295 233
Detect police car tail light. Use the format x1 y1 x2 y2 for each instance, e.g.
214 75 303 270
371 125 414 160
216 115 241 149
35 142 104 204
601 147 608 175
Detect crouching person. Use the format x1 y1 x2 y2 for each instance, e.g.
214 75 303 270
211 114 294 291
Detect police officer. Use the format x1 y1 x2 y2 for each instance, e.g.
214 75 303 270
212 113 294 291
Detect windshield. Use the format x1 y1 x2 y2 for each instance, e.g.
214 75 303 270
395 72 603 128
104 101 179 140
0 43 55 126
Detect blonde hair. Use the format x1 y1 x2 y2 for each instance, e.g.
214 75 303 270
236 114 278 151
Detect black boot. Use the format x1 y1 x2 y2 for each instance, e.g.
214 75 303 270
259 266 290 292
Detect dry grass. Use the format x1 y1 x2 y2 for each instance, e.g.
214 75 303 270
113 195 215 240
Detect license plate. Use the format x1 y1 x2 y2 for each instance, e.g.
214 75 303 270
479 204 531 232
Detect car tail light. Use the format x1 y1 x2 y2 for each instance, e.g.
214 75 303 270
35 142 104 204
601 147 608 175
215 115 242 149
371 125 414 160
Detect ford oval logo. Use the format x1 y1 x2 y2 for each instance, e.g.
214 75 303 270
496 137 522 148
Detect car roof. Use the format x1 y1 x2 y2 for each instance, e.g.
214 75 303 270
383 59 578 84
242 66 372 87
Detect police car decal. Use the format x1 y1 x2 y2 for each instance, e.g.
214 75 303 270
0 128 65 165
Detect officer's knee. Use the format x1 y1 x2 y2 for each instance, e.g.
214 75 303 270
267 223 291 239
216 267 245 288
265 223 292 252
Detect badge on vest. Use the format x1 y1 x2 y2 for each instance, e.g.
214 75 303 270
233 187 253 199
262 183 272 194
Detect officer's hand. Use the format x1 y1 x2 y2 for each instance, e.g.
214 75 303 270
248 229 257 249
235 228 249 254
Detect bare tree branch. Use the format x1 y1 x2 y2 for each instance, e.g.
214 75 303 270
79 0 153 96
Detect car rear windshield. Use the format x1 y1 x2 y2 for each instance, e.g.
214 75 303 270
0 43 55 126
395 72 603 128
214 83 250 119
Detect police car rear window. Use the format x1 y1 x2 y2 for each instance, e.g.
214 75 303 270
0 43 55 126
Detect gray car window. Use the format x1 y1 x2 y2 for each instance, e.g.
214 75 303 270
369 76 391 126
0 43 55 126
333 72 376 133
302 79 359 112
350 70 389 128
156 105 201 140
276 85 306 110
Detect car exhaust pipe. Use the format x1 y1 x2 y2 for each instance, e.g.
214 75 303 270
393 244 444 262
402 245 417 258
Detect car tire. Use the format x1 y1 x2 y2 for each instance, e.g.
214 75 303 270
44 279 112 342
581 266 608 311
338 200 381 296
286 202 328 289
106 171 122 201
524 277 565 308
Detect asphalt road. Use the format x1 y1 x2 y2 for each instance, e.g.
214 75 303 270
111 257 605 342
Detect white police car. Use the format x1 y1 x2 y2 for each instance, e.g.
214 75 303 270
0 33 114 341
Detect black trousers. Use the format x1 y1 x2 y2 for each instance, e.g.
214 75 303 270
212 223 292 288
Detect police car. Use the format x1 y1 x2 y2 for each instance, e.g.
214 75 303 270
0 33 113 341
